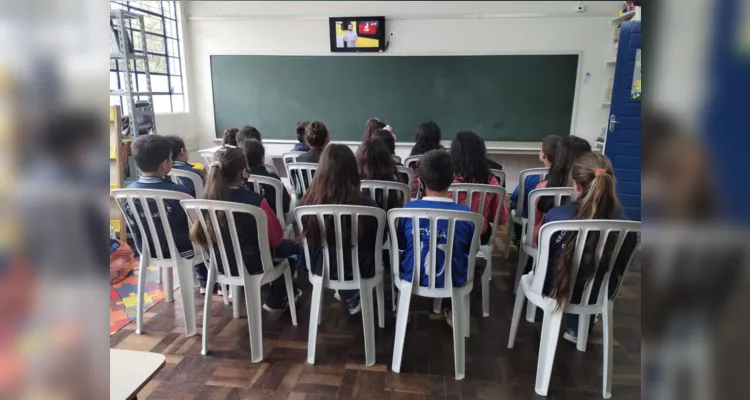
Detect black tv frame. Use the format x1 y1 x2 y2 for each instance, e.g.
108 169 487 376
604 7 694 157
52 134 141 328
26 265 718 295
329 16 386 53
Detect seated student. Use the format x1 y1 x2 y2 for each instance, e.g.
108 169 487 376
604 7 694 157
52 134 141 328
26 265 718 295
531 136 592 247
371 128 403 166
223 127 239 146
299 144 380 315
450 131 508 245
125 135 210 292
297 121 329 163
291 121 310 152
237 125 262 144
408 121 443 197
396 150 480 327
357 138 404 211
166 135 205 198
509 135 560 243
240 139 291 216
189 145 300 311
362 117 387 142
540 152 636 343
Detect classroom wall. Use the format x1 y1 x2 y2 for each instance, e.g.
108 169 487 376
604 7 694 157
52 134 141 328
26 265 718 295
179 1 622 188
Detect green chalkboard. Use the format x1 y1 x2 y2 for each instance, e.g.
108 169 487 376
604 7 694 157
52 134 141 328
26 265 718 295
211 55 578 142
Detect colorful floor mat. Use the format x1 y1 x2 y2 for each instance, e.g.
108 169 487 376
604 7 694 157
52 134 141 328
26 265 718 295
109 265 179 335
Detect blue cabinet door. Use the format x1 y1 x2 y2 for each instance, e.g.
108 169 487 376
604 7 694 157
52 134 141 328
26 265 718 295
604 20 642 220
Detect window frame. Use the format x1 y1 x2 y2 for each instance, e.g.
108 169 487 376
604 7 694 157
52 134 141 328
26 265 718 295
110 1 184 114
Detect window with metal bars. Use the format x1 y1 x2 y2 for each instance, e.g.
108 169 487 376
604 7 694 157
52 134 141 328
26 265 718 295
110 1 185 114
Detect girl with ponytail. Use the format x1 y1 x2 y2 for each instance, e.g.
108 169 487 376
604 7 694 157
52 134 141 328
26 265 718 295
190 145 301 312
539 152 635 343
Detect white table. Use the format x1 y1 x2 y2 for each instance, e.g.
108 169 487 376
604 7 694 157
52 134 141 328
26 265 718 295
110 349 166 400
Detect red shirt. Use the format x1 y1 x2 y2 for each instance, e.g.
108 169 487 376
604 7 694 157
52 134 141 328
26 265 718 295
450 175 508 234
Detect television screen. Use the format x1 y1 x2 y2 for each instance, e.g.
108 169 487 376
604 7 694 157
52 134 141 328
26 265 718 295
329 17 386 52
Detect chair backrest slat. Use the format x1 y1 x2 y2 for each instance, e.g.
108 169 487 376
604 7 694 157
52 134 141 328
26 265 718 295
387 208 484 297
111 189 193 262
531 220 641 308
281 152 304 179
294 205 385 289
287 162 318 199
360 180 410 212
448 183 507 245
247 174 285 227
404 155 421 169
396 166 414 191
490 169 506 187
525 187 576 247
168 169 204 199
517 167 549 218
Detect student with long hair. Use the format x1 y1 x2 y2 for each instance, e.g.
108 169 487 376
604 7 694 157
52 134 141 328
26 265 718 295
357 138 404 211
297 121 329 163
531 136 592 247
450 131 508 245
371 129 400 163
540 152 634 343
223 127 239 146
362 117 387 142
299 144 380 315
408 121 443 197
240 139 291 216
189 146 300 311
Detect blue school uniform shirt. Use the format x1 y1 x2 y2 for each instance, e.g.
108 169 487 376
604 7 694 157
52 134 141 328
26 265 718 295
291 142 310 152
509 175 541 219
539 203 636 301
125 176 194 259
171 160 204 198
397 197 478 288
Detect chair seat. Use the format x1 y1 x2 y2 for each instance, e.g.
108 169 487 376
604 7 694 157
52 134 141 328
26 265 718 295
396 279 474 299
519 273 604 316
309 270 384 291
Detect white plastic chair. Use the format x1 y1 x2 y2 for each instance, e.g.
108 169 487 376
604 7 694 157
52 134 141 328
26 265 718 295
110 189 197 337
360 180 410 312
264 163 279 175
181 199 298 363
168 169 204 199
246 174 287 228
504 167 549 259
281 151 304 178
294 205 387 366
388 208 484 380
508 220 641 398
490 168 506 187
446 183 507 317
287 162 318 200
403 155 421 169
198 148 217 167
396 166 414 191
516 187 576 309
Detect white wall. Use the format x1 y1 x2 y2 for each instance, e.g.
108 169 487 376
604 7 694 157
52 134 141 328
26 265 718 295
181 1 622 188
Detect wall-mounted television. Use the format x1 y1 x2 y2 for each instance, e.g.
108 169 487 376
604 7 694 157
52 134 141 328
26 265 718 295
329 16 386 53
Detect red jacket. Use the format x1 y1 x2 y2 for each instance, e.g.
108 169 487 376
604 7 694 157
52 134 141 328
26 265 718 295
450 175 508 235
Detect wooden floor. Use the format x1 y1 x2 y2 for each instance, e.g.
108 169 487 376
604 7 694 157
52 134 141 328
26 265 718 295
110 244 641 400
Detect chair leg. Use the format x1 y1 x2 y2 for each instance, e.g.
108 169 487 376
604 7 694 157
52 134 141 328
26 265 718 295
244 284 264 363
201 267 216 355
307 282 324 364
391 287 412 374
534 311 563 397
602 302 614 399
283 268 298 326
157 265 162 284
432 298 442 314
514 249 528 294
525 300 537 323
463 293 471 338
576 314 591 352
135 254 149 335
360 286 377 367
390 277 398 312
451 293 467 380
486 253 492 281
164 268 174 303
507 284 526 348
221 283 230 306
232 286 242 319
482 266 490 317
176 259 197 337
376 281 385 328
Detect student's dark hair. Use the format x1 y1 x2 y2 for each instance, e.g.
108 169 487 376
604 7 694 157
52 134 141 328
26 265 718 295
223 128 239 146
237 125 262 144
165 135 186 160
551 153 621 308
363 117 386 141
410 121 442 156
296 121 310 143
418 149 454 192
305 121 329 149
189 146 247 247
132 134 172 173
450 130 491 184
538 136 592 212
541 134 561 163
240 137 265 166
300 144 363 247
371 129 395 155
357 138 398 181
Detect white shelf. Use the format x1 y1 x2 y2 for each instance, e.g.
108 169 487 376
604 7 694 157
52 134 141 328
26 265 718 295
606 59 616 66
611 10 636 25
601 101 611 108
